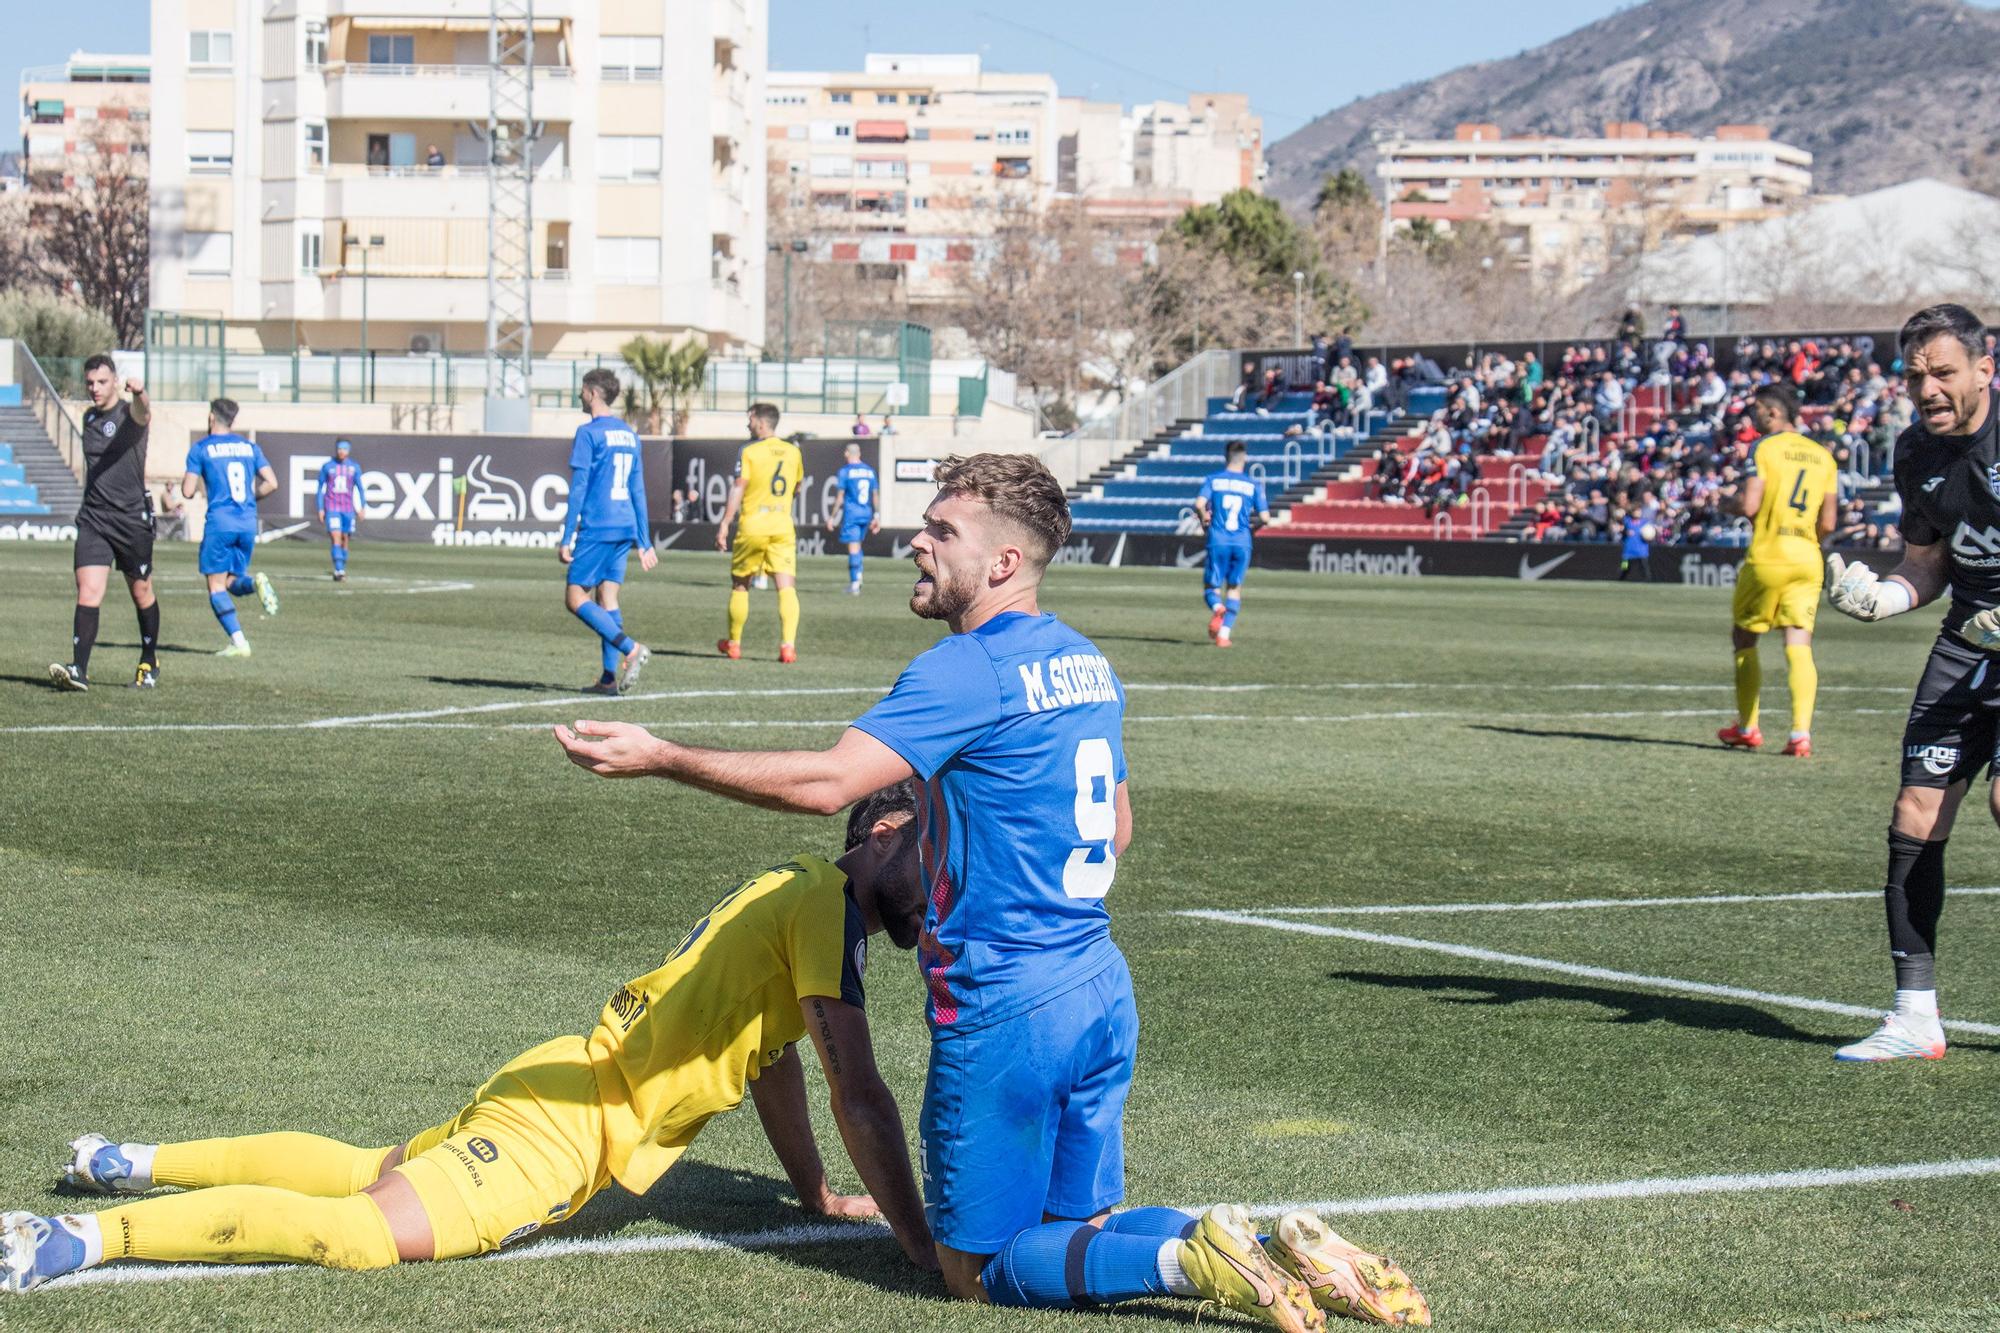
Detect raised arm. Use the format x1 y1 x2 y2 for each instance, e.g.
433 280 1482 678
800 995 935 1269
553 722 915 816
747 1044 878 1220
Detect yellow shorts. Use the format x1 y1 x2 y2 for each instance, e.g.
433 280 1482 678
395 1036 612 1260
1732 561 1822 634
731 530 797 579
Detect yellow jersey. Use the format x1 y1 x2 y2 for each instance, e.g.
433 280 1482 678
1747 431 1838 568
586 854 865 1193
735 436 804 539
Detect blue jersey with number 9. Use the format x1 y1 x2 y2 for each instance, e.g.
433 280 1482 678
852 612 1127 1032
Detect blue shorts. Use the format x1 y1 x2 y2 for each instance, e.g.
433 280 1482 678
567 538 632 588
1204 541 1250 589
919 954 1137 1253
839 514 873 545
198 527 257 577
325 512 354 535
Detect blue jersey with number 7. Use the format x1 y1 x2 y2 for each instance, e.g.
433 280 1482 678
852 611 1127 1032
1200 470 1267 543
564 416 648 547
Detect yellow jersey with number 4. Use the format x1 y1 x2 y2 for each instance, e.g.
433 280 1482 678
1747 431 1838 569
736 436 804 539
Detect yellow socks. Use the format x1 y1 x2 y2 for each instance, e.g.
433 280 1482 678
1733 646 1761 730
95 1185 399 1270
1785 643 1818 735
727 587 749 643
152 1132 393 1197
777 586 800 646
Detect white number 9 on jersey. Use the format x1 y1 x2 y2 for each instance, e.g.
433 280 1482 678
1062 737 1118 899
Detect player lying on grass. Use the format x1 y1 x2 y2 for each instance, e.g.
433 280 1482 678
1 786 937 1292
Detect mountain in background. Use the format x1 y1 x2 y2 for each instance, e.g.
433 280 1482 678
1265 0 2000 211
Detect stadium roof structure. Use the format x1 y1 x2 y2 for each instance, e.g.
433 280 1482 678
1634 178 2000 311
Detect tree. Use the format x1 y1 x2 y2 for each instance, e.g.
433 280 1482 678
0 289 116 363
1173 189 1368 342
1313 168 1373 217
620 334 709 435
34 126 148 347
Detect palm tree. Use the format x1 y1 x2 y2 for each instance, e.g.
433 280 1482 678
619 334 709 435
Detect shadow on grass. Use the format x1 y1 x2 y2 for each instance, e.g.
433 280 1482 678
1091 633 1204 647
1466 723 1720 752
1333 969 1845 1047
0 673 69 692
94 640 212 657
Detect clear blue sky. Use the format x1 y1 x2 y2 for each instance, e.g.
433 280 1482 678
10 2 1999 152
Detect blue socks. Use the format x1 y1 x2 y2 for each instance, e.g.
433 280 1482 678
1205 586 1223 611
980 1208 1198 1308
848 550 864 584
573 600 635 656
331 542 347 574
600 609 625 674
1223 596 1242 629
228 575 255 598
210 590 242 637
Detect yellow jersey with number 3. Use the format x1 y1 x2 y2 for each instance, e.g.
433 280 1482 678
1747 431 1838 569
736 436 804 539
586 854 866 1194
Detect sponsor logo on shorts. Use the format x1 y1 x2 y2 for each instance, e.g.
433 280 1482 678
441 1140 486 1187
1907 742 1960 777
467 1136 500 1163
500 1221 541 1247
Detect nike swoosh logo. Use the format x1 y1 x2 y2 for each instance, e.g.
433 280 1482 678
1924 477 1946 492
1219 1246 1279 1308
1176 547 1205 568
1519 552 1574 581
890 539 914 559
656 529 684 549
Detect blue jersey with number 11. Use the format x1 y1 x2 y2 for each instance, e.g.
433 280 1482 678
853 612 1127 1033
565 416 648 546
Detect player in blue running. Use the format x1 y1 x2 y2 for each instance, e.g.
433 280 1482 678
555 453 1426 1330
182 399 279 658
827 442 880 595
1193 441 1269 648
316 439 363 581
560 368 656 695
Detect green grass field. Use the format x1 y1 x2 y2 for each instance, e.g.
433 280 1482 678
2 539 1997 1332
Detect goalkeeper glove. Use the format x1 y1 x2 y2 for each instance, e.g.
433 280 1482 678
1956 607 2000 652
1825 552 1913 622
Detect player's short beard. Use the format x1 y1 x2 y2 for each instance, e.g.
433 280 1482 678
911 562 976 622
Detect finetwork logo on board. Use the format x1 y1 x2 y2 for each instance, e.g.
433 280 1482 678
1306 544 1425 577
1677 556 1739 587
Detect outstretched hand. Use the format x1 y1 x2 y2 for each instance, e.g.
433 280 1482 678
554 720 667 778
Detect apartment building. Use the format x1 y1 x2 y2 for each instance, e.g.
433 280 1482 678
18 52 150 191
149 0 766 359
768 55 1262 299
1378 121 1812 290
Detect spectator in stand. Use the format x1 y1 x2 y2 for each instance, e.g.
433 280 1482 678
1363 356 1388 408
880 414 897 436
1229 358 1258 410
850 413 871 437
1333 328 1355 369
1310 380 1340 432
1309 333 1330 383
1372 445 1408 503
1255 367 1285 412
1594 371 1626 429
1664 305 1687 347
1520 350 1544 399
425 143 446 169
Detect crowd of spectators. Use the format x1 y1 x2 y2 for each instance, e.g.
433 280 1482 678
1348 310 1913 548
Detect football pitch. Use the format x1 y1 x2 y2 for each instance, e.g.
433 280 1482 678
2 540 1997 1331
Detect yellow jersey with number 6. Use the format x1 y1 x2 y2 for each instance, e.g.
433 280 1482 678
1747 431 1838 569
736 437 804 539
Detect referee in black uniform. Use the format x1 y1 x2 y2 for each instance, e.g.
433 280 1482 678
48 355 161 691
1825 303 1999 1061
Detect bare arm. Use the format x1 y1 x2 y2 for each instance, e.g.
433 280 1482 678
747 1044 877 1219
716 477 746 550
1192 497 1211 527
1818 489 1839 541
554 722 915 816
1725 476 1763 518
1887 539 1949 606
181 471 200 501
125 380 150 427
802 996 936 1269
1114 780 1132 857
254 465 279 499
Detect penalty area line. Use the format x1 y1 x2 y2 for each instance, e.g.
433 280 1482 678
1179 909 2000 1038
1252 886 2000 917
42 1155 2000 1292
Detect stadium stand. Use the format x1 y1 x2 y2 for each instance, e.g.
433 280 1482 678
0 390 75 517
1072 326 1912 546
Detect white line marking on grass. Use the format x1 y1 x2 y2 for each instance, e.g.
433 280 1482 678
43 1156 2000 1292
1180 909 2000 1037
1256 886 2000 917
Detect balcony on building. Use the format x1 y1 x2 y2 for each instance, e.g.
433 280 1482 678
323 19 573 123
855 120 908 144
321 126 570 217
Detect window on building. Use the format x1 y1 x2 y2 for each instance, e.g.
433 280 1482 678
299 225 323 275
995 157 1031 179
912 196 929 210
833 124 852 138
304 122 327 172
304 21 329 69
912 127 930 141
184 231 233 275
876 93 898 104
366 34 415 65
598 236 661 284
829 91 853 104
809 155 852 177
188 30 234 66
599 135 663 181
187 130 234 171
600 36 663 81
911 94 930 106
996 124 1031 144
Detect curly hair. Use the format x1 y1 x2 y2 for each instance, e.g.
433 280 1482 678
931 452 1072 563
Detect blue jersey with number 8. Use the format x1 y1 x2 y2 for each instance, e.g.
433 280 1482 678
852 612 1127 1032
184 433 269 533
565 416 648 547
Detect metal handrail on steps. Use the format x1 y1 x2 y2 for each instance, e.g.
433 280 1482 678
15 342 84 479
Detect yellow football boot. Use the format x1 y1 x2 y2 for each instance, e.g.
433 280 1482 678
1266 1210 1431 1325
1176 1204 1325 1332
